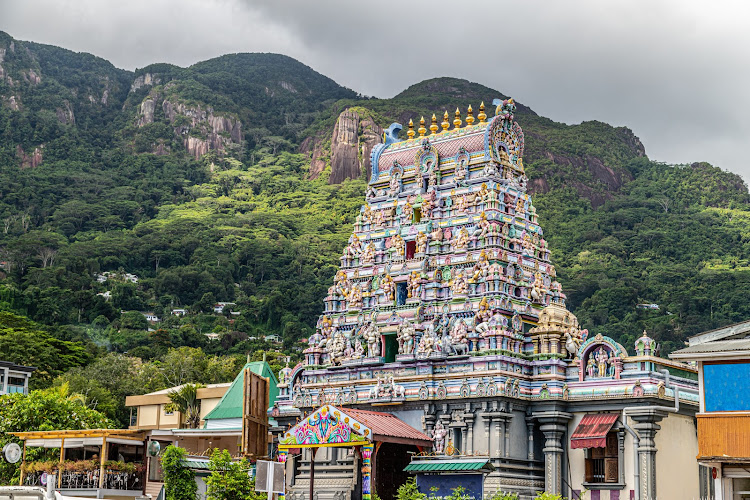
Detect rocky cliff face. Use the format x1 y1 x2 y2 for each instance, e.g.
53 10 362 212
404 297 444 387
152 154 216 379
16 145 43 168
320 109 383 184
130 73 161 93
137 88 243 158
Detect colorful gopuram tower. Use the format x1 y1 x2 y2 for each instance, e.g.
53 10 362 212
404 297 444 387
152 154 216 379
273 99 699 500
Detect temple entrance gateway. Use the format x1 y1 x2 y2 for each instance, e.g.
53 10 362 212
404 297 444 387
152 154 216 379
278 405 431 500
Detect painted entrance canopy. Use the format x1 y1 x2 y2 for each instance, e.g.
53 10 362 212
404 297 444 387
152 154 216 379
404 459 495 473
279 405 431 449
570 413 619 449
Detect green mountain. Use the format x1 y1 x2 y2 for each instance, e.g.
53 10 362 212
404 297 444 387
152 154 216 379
0 29 748 370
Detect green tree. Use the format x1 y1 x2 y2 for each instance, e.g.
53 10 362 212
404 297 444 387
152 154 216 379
205 449 263 500
0 387 114 485
160 445 196 500
165 383 204 429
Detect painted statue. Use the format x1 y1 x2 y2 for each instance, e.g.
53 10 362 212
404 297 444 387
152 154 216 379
362 322 381 358
348 283 363 308
432 420 448 454
451 270 468 295
415 231 428 254
391 234 406 257
453 227 469 251
389 170 402 197
397 318 416 355
407 270 422 299
381 273 395 302
596 347 609 377
361 242 375 265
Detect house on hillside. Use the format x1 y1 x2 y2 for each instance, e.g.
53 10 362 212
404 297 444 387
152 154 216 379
0 360 35 395
671 319 750 500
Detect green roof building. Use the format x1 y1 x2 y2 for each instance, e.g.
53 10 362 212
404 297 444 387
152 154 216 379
202 361 279 429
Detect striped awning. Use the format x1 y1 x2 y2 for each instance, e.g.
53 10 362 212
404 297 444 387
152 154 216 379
570 413 619 449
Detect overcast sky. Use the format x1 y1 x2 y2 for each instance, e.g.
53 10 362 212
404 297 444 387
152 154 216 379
2 0 749 181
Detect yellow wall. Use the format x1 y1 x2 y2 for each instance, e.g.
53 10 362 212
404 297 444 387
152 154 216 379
199 397 223 421
138 404 159 428
159 404 181 428
654 413 699 499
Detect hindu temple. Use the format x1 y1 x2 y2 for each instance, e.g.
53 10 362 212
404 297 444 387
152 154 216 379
272 100 702 500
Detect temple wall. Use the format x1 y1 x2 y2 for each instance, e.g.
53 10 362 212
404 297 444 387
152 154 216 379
654 413 699 499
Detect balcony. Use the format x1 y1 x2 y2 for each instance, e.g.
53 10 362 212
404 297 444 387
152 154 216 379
697 413 750 460
23 460 145 492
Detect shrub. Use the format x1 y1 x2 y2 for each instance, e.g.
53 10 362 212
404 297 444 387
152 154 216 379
160 445 196 500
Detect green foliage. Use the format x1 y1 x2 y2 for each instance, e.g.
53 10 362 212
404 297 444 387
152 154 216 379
205 449 261 500
397 478 426 500
0 387 114 485
165 383 204 429
486 493 519 500
161 445 197 500
534 493 563 500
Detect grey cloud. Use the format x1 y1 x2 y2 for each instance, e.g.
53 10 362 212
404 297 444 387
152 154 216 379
1 0 749 180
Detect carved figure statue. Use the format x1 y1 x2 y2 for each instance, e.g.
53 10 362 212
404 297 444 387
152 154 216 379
391 234 406 257
422 190 436 219
381 273 395 302
456 195 467 213
432 420 448 454
596 347 609 377
455 158 467 184
417 327 437 357
586 356 596 378
368 378 382 399
430 225 443 243
397 318 416 354
416 231 428 254
390 375 405 398
402 203 413 224
564 331 582 358
328 330 347 365
278 362 292 386
348 283 363 309
360 322 381 358
474 297 492 334
449 319 470 355
451 270 468 295
361 242 375 265
344 234 363 258
373 209 384 228
453 227 469 252
407 271 422 299
389 171 402 197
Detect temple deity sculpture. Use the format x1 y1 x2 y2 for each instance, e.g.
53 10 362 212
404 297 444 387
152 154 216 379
402 203 413 224
456 194 467 213
407 270 422 298
416 231 428 254
417 326 437 357
344 234 363 259
391 234 406 257
455 158 467 184
348 283 363 309
431 420 448 454
389 170 402 197
361 242 376 265
451 270 468 295
596 347 609 377
362 322 381 358
453 227 470 252
397 318 416 354
474 297 492 334
381 273 396 302
422 190 436 219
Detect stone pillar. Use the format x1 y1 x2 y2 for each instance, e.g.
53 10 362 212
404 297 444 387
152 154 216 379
629 408 668 500
526 417 535 460
465 415 475 455
460 425 467 454
362 443 374 500
534 411 572 496
481 413 492 456
494 417 502 457
504 417 511 458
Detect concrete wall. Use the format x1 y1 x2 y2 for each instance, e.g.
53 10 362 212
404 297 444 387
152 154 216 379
138 404 159 427
654 413 699 500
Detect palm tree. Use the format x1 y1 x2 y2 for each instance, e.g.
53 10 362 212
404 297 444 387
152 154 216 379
165 383 205 429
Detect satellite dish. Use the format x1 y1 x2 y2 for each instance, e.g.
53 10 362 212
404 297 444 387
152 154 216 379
147 441 161 457
3 443 22 464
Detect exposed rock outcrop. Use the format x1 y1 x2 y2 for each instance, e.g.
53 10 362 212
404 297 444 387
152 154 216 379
326 109 383 184
300 134 327 180
0 48 5 80
130 73 161 93
138 98 156 126
55 100 75 125
22 69 41 85
7 95 20 111
16 145 43 168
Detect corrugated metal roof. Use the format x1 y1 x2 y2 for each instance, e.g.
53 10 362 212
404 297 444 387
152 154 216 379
202 362 279 421
571 413 619 449
345 408 432 445
671 338 750 359
181 458 210 470
404 459 494 473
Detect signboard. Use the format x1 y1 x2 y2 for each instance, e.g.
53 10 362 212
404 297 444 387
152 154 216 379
241 368 270 458
255 460 284 494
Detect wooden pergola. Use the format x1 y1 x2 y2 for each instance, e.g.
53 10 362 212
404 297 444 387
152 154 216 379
11 429 146 488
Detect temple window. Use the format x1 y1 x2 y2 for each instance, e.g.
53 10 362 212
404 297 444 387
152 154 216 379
396 282 407 305
584 431 621 485
406 241 416 259
413 207 421 224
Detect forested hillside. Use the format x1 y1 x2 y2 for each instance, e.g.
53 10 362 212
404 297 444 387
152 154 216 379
0 31 748 422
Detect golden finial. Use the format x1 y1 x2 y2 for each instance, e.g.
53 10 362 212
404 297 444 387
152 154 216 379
407 118 415 139
441 111 450 132
430 114 439 135
466 105 475 126
453 108 462 129
418 116 427 137
478 102 487 123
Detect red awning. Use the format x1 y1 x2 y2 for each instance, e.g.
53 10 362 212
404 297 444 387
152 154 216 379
570 413 619 449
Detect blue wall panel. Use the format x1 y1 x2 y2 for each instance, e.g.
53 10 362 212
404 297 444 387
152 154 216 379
704 362 750 412
417 474 483 498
